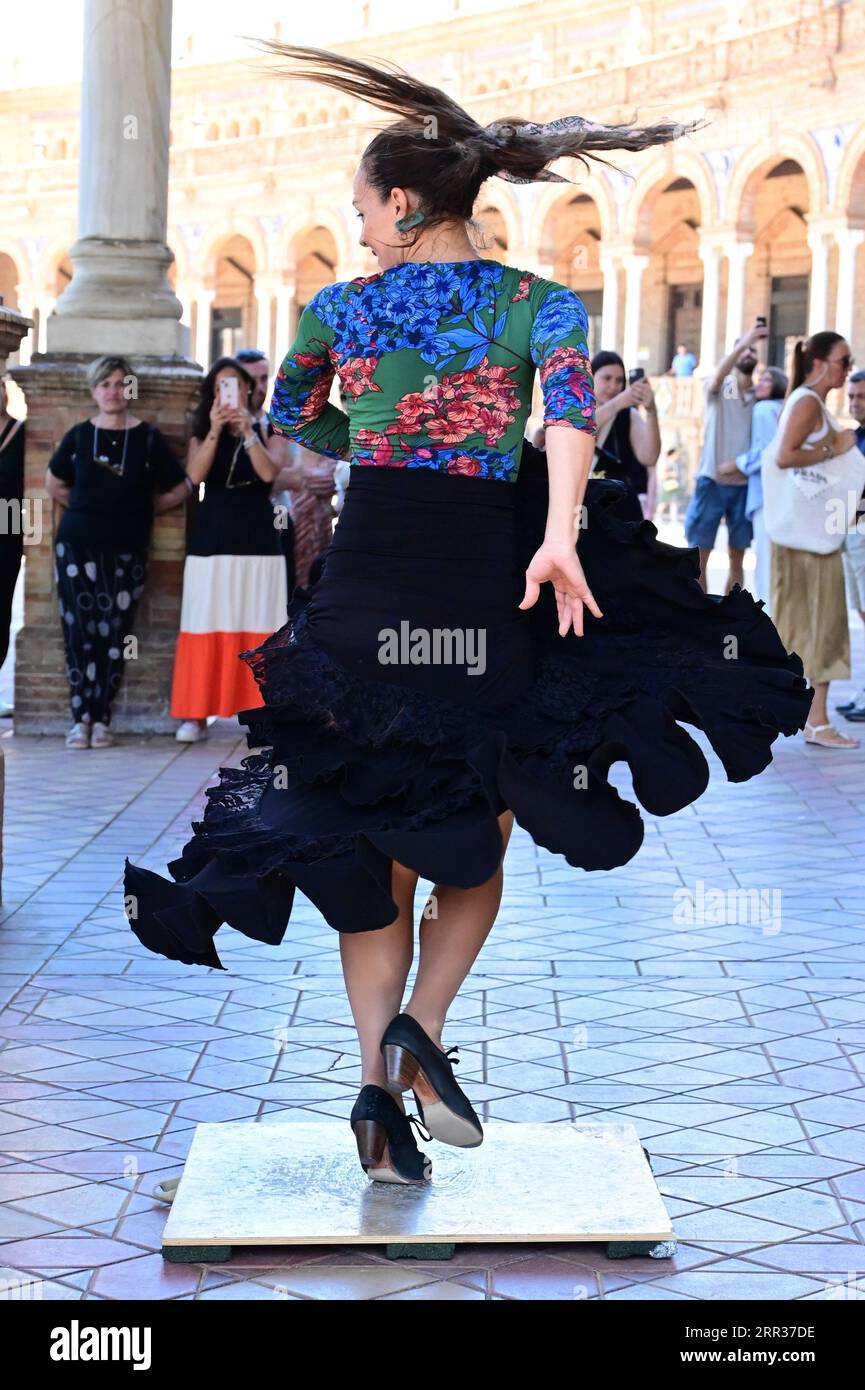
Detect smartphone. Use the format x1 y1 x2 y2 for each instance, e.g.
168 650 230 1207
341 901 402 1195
629 368 645 383
218 376 239 409
755 316 767 328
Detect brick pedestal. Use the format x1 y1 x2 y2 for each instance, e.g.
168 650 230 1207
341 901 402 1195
10 353 201 734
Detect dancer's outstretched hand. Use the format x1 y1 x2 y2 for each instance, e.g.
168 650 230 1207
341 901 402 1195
519 543 603 637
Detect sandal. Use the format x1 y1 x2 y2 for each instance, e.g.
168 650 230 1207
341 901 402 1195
804 722 860 749
152 1176 182 1203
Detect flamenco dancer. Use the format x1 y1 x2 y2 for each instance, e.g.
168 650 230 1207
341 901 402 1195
125 47 812 1186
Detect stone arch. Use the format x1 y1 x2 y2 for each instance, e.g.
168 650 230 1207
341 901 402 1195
525 174 616 253
194 219 267 282
622 151 716 245
35 236 74 294
0 239 28 300
472 188 521 258
279 211 351 278
725 134 828 230
835 126 865 221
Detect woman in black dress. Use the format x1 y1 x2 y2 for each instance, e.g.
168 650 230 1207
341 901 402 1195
170 357 285 742
125 48 811 1185
46 355 188 747
591 350 661 515
0 376 25 705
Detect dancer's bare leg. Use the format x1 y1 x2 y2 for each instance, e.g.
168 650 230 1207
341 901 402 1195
404 810 515 1048
339 860 417 1090
696 548 711 592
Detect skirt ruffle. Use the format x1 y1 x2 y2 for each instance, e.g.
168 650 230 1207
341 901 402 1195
124 468 811 970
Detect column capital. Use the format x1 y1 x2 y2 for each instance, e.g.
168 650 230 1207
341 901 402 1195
834 223 865 251
253 272 283 296
806 221 836 253
806 213 859 240
697 226 740 250
725 239 754 262
599 239 648 265
697 239 724 267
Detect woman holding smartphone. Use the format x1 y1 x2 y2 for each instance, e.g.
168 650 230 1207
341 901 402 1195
171 357 286 740
590 351 661 517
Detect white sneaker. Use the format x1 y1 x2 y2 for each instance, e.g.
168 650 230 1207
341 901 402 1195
175 719 207 743
65 722 90 749
91 721 114 748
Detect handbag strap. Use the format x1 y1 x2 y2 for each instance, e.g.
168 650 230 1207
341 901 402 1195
0 416 23 452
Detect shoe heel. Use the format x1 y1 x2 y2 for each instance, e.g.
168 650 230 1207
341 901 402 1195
353 1119 387 1170
383 1043 421 1093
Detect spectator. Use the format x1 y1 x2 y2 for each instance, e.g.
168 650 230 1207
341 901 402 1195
684 322 767 592
729 364 788 611
170 357 285 742
670 343 697 377
45 355 188 748
836 369 865 723
655 445 685 525
590 350 661 517
0 375 24 714
236 346 301 595
769 332 858 748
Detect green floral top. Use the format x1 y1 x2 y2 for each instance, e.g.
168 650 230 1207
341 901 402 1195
270 259 595 483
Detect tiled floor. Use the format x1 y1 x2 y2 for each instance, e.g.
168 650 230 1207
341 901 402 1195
1 541 864 1300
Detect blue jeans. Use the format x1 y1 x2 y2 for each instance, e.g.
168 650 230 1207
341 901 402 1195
685 475 753 551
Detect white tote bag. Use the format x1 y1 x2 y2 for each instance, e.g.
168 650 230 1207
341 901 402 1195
761 386 865 554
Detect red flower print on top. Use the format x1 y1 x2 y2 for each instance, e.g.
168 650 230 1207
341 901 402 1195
340 355 383 399
391 357 519 449
511 273 537 302
447 455 483 476
299 375 333 420
539 345 592 389
288 350 329 371
354 428 397 466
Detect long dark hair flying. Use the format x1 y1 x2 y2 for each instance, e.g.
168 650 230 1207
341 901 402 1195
190 356 255 441
251 43 702 244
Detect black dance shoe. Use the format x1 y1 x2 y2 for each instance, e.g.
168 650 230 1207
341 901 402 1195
380 1012 484 1148
349 1083 432 1184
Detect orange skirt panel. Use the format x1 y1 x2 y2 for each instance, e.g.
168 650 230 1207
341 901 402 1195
170 631 270 720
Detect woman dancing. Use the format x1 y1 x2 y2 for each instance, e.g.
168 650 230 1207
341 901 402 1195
125 46 811 1185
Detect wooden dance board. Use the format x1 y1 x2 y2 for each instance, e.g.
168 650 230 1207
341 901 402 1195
161 1120 675 1262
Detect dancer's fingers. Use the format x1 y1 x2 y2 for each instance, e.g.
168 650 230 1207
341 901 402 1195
582 585 603 620
519 574 540 610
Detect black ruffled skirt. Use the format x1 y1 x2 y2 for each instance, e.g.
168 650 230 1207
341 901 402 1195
124 447 812 969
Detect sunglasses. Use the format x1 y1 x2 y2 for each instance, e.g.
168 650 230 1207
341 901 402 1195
833 354 854 369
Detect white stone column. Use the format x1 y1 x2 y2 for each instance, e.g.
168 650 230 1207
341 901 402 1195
724 239 753 347
274 279 296 361
622 253 649 368
192 288 214 369
806 225 833 335
174 285 192 328
14 287 40 364
49 0 185 354
834 225 864 347
34 293 56 353
599 254 621 352
697 241 723 372
254 281 275 362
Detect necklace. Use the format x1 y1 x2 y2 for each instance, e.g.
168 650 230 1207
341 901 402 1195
225 430 254 488
93 414 130 477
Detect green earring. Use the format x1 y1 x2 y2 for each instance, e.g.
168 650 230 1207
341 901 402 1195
394 210 425 232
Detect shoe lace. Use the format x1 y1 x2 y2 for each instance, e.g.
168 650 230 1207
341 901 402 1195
445 1044 460 1068
406 1113 432 1143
